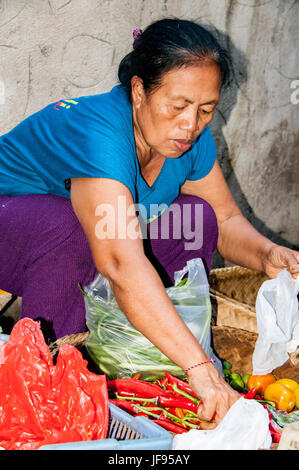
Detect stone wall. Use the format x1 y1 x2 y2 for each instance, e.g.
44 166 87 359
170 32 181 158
0 0 298 269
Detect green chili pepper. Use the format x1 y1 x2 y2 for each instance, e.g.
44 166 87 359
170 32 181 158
222 360 232 370
177 277 188 287
230 373 245 391
242 374 250 386
222 369 231 377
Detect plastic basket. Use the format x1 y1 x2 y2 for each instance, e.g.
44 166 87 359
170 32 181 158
38 402 173 450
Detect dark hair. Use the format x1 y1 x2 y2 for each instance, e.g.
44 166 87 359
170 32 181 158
118 18 231 102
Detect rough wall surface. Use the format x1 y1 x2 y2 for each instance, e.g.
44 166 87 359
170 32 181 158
0 0 298 268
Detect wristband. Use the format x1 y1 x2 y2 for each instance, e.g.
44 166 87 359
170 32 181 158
184 358 215 374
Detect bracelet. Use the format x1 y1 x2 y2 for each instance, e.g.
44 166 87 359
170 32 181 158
184 358 215 374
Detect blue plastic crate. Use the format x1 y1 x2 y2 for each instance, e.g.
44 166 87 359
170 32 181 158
38 402 173 450
0 333 9 346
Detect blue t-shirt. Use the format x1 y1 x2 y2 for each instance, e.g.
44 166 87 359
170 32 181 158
0 85 217 221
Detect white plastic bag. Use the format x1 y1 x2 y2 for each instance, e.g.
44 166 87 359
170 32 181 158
172 397 272 450
252 268 299 375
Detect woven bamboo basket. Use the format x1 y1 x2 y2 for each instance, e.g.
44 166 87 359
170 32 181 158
209 265 269 334
49 265 299 380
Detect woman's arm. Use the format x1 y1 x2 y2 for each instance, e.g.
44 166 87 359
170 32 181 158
70 177 212 369
181 159 299 279
70 177 239 428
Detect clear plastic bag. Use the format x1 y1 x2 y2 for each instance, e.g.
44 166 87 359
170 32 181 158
84 258 218 379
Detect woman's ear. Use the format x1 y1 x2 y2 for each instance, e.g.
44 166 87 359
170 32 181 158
131 76 145 108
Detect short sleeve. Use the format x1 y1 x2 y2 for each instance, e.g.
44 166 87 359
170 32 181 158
187 126 217 180
82 125 137 202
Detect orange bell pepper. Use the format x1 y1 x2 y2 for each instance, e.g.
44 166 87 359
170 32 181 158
247 373 276 395
264 382 296 412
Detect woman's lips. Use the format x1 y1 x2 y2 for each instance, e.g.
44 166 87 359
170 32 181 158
172 139 193 152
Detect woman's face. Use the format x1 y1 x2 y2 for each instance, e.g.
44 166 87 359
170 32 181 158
132 63 221 159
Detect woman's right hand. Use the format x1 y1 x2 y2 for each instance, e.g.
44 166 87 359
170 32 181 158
187 362 240 429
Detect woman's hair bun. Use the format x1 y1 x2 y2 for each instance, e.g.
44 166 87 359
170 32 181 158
118 18 230 101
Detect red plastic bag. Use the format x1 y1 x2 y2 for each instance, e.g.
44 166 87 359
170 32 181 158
0 318 109 450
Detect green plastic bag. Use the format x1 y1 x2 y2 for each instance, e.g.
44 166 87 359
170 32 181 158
83 258 216 379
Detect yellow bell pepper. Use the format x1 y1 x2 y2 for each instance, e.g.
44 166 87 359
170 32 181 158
264 382 296 412
276 378 299 392
294 387 299 409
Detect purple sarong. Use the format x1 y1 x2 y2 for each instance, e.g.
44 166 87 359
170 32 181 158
0 193 218 341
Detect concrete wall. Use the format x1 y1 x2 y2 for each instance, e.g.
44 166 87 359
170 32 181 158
0 0 298 268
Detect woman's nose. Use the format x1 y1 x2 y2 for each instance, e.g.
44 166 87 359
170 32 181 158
178 110 199 134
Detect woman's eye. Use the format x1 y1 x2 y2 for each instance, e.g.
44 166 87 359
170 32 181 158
173 106 185 111
201 109 212 115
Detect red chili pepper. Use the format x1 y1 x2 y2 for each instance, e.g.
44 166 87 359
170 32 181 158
132 373 141 380
115 391 157 403
132 405 162 420
160 378 168 388
152 418 188 434
172 383 201 405
109 399 138 415
184 418 201 427
107 379 171 398
158 396 198 413
164 372 197 397
115 390 138 398
244 387 257 399
269 420 282 444
166 384 182 396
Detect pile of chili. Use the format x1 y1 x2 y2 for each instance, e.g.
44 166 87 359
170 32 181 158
108 372 283 443
107 372 203 434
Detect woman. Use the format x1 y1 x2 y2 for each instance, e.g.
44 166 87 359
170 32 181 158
0 18 298 429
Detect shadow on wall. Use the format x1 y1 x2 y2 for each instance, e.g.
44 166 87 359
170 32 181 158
198 24 299 269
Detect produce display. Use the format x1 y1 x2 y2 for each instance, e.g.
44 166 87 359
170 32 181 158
108 372 205 434
218 361 299 443
1 314 298 449
107 361 299 444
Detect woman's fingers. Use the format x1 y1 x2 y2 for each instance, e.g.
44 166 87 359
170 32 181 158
187 364 240 429
265 245 299 279
196 399 218 430
289 263 299 278
199 419 217 430
195 383 240 430
196 397 216 423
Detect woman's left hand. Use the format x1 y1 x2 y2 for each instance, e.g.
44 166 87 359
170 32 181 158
263 244 299 279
